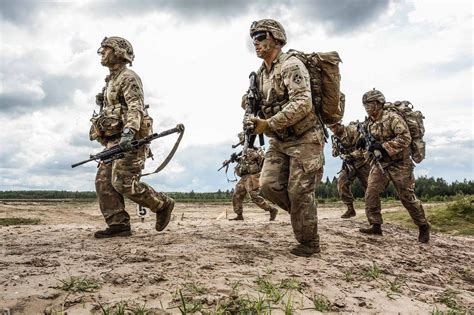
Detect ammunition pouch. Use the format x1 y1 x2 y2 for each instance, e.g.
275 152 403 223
411 138 425 164
261 98 320 141
247 163 260 174
235 165 242 177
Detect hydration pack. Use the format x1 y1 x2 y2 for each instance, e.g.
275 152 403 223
287 49 345 125
384 101 426 163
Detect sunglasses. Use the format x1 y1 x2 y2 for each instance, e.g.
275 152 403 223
252 32 268 42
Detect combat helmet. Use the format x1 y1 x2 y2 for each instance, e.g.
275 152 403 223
99 36 135 66
250 19 287 45
362 88 385 104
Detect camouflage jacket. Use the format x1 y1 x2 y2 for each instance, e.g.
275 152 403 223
331 122 368 169
235 147 264 176
90 65 149 145
256 51 322 143
367 109 412 163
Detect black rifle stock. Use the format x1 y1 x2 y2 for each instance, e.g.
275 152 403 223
357 121 385 174
243 72 264 151
71 125 184 168
217 151 242 172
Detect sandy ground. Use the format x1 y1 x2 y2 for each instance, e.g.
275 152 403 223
0 200 473 314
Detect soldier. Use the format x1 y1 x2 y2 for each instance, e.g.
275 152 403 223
329 122 370 218
89 36 175 238
357 89 430 243
245 19 325 257
229 133 278 221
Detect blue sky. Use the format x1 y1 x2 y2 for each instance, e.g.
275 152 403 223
0 0 472 192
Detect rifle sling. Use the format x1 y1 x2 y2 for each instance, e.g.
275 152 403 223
140 127 185 178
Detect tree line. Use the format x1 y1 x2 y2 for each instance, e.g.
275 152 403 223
0 176 472 202
316 176 474 201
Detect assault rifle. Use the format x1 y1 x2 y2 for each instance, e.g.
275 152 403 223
357 121 385 174
217 152 242 172
331 135 356 176
242 71 264 151
71 125 184 168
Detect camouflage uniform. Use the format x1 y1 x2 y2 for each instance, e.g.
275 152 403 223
91 37 173 231
364 110 428 226
360 90 428 235
255 51 324 247
232 148 278 217
331 122 370 212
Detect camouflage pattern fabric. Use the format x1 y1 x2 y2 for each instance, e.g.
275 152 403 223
234 147 264 177
232 173 276 215
364 109 428 226
260 132 323 244
338 163 370 205
331 122 368 169
94 65 172 228
255 50 324 245
332 122 370 204
258 52 323 143
232 148 275 214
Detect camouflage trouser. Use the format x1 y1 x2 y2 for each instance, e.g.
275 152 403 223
365 159 428 226
337 162 370 205
260 131 323 245
232 173 275 215
95 145 172 227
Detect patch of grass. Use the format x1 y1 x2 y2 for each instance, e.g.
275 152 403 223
438 289 462 311
177 289 202 314
230 280 242 294
431 308 462 315
343 271 353 282
364 262 381 280
279 278 302 291
388 276 405 293
283 294 295 315
98 301 127 315
183 281 208 295
255 274 286 303
216 294 272 314
0 217 40 226
97 301 151 315
384 197 474 235
129 302 151 315
57 276 100 293
312 294 330 312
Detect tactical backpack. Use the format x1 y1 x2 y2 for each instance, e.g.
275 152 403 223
287 49 345 125
384 101 426 163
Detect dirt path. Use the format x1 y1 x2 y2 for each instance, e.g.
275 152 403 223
0 201 472 314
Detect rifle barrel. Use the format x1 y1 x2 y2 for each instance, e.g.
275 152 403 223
71 158 95 168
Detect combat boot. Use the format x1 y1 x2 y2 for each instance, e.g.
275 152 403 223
229 214 244 221
94 225 131 239
155 198 175 232
418 223 431 243
269 208 278 221
341 203 356 219
290 240 321 257
359 224 383 235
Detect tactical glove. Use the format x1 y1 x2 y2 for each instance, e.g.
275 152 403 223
368 142 385 155
231 153 239 162
251 117 269 134
119 128 135 151
243 114 255 132
355 138 366 150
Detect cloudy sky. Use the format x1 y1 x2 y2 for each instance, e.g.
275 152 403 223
0 0 472 192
